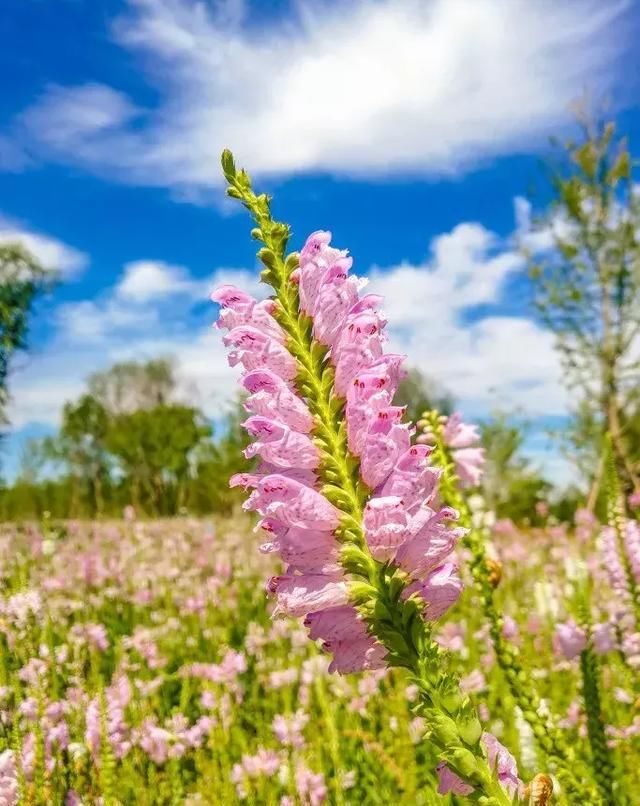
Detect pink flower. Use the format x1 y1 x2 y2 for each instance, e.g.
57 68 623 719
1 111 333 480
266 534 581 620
436 762 474 796
245 476 339 531
223 326 298 380
268 575 349 618
243 416 320 469
137 718 172 764
211 285 284 342
402 563 463 621
553 620 587 660
380 446 440 512
442 413 485 487
625 520 640 584
313 270 361 347
363 497 409 561
359 417 411 489
395 508 463 578
460 669 487 694
259 519 338 574
436 733 521 799
593 622 616 655
242 370 313 433
295 762 327 806
481 732 522 797
304 606 387 674
0 749 18 806
272 710 309 748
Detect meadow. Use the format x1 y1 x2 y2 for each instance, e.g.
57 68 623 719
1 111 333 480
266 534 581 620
0 501 637 804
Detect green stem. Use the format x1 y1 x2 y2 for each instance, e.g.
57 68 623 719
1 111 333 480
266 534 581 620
222 153 511 805
577 585 617 805
580 648 616 804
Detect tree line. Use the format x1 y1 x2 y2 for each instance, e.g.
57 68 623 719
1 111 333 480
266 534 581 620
0 358 251 520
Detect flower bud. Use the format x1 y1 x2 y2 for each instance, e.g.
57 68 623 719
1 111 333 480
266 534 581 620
458 712 482 746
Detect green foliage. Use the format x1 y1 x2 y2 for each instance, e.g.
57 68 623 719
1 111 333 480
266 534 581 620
527 115 640 492
0 358 249 520
0 243 49 426
479 414 550 524
105 403 211 515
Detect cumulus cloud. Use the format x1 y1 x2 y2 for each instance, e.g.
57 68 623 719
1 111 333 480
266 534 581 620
6 257 263 428
368 221 568 416
0 215 88 277
9 0 633 191
117 260 198 302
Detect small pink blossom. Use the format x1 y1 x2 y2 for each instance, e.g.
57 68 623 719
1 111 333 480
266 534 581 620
553 620 587 660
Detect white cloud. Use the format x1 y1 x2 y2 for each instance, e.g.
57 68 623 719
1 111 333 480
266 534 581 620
0 215 88 277
368 221 568 416
6 259 260 428
117 260 197 302
11 0 631 191
19 83 140 166
56 299 160 343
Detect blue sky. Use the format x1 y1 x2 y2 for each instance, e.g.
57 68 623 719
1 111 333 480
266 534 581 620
1 0 639 484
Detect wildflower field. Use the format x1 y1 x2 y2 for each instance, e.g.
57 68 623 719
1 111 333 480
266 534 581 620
0 505 637 805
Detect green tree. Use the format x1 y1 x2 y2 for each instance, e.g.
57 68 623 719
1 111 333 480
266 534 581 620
43 395 111 516
480 414 550 522
105 404 211 515
527 116 640 494
188 395 250 515
0 244 48 426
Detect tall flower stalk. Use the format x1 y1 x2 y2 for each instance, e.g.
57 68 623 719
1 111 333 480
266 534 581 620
214 151 520 804
417 411 600 804
575 582 616 804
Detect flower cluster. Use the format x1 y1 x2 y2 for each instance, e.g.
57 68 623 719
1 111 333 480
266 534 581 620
213 230 466 676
